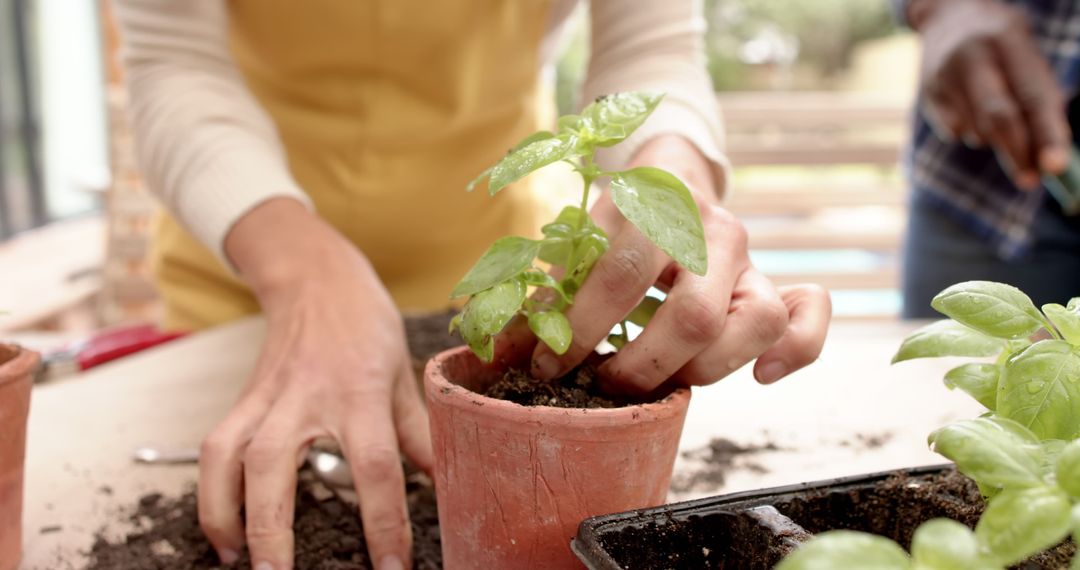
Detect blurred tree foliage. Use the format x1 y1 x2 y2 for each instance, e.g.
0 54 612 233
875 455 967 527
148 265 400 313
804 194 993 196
704 0 896 89
554 0 898 113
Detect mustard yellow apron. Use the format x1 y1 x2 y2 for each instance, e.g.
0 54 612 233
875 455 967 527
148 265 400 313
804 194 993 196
151 0 553 330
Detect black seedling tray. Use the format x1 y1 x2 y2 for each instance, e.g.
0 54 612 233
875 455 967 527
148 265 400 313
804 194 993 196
572 465 963 570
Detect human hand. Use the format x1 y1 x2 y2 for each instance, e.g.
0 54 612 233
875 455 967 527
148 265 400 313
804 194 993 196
199 199 431 570
530 135 832 393
912 0 1071 188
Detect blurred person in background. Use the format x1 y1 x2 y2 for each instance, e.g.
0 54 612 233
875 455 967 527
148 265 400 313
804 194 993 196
114 1 831 568
898 0 1080 317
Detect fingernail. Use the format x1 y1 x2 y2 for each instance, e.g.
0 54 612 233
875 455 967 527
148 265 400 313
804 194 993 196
380 556 405 570
255 562 274 570
218 549 239 564
533 353 562 381
756 361 787 384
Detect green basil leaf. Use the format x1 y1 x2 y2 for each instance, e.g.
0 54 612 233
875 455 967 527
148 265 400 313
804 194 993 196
1039 439 1068 480
975 486 1072 566
998 340 1080 440
893 320 1005 364
609 167 707 275
557 114 583 134
1043 302 1080 346
538 207 591 267
911 518 992 570
459 278 527 362
448 313 462 335
928 417 1043 489
509 130 556 153
943 363 1001 410
451 237 539 298
1071 505 1080 570
1055 440 1080 498
565 230 609 293
522 270 569 304
627 296 663 327
775 530 910 570
581 92 664 147
487 136 574 195
528 311 572 355
465 167 493 193
931 281 1045 339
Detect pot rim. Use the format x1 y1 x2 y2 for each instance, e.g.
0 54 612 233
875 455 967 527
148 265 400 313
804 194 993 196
0 344 40 388
424 346 691 425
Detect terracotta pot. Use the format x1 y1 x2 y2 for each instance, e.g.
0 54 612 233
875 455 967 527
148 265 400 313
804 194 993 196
0 344 37 570
424 346 691 569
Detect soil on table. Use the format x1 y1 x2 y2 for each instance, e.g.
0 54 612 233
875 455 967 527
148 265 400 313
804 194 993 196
670 437 781 493
85 467 440 570
595 468 1077 570
403 310 461 371
85 313 460 570
483 358 652 409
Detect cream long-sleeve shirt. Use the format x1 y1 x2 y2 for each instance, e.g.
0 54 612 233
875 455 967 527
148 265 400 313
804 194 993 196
113 0 728 263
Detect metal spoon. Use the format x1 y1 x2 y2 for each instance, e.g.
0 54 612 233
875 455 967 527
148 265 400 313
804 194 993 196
131 446 355 489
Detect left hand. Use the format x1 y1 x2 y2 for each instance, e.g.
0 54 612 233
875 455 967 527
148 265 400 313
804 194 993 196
529 135 832 393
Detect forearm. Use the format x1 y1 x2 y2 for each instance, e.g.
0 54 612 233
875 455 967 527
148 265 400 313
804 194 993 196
225 198 375 303
115 0 312 264
586 0 729 198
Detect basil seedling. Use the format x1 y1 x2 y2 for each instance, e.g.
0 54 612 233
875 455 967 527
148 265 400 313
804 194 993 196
779 282 1080 570
449 92 707 362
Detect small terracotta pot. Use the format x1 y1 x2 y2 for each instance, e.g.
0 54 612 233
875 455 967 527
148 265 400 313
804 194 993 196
0 344 38 570
424 346 690 569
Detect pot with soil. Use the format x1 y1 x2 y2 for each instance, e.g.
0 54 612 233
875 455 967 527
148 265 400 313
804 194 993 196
424 346 690 569
0 344 40 570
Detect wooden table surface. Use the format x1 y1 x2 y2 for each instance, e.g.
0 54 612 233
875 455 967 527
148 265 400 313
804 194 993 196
17 317 982 569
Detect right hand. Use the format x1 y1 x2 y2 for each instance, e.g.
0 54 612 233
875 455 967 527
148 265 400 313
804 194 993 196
198 198 431 570
912 0 1072 188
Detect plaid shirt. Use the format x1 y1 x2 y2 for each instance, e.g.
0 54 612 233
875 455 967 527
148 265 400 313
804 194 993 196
894 0 1080 259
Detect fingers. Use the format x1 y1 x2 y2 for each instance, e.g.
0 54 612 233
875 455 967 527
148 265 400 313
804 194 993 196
994 29 1071 174
924 81 980 145
673 269 790 387
393 359 434 474
342 392 412 570
753 284 832 384
199 394 270 564
960 46 1039 189
598 209 745 393
530 227 667 380
243 398 308 570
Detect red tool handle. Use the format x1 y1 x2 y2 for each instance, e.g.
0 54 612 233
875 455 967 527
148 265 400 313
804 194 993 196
76 324 187 371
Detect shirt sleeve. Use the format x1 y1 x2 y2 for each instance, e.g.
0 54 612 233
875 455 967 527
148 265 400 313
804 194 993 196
583 0 731 195
113 0 313 264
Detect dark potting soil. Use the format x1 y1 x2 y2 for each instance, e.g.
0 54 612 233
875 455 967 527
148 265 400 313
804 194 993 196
404 310 461 371
670 437 781 493
85 468 441 570
483 361 649 409
596 469 1077 570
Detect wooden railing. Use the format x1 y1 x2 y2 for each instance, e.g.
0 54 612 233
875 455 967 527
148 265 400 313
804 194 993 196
719 92 912 317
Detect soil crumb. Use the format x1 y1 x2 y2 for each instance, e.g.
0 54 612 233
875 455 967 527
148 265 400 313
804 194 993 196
483 361 647 409
85 468 441 570
839 431 895 450
670 437 781 493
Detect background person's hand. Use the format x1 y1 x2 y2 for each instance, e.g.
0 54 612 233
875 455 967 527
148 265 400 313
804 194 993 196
198 199 432 570
530 135 832 394
911 0 1071 188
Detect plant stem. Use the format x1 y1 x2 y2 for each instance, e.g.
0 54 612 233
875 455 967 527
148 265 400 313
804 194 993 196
619 320 629 345
577 155 597 233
